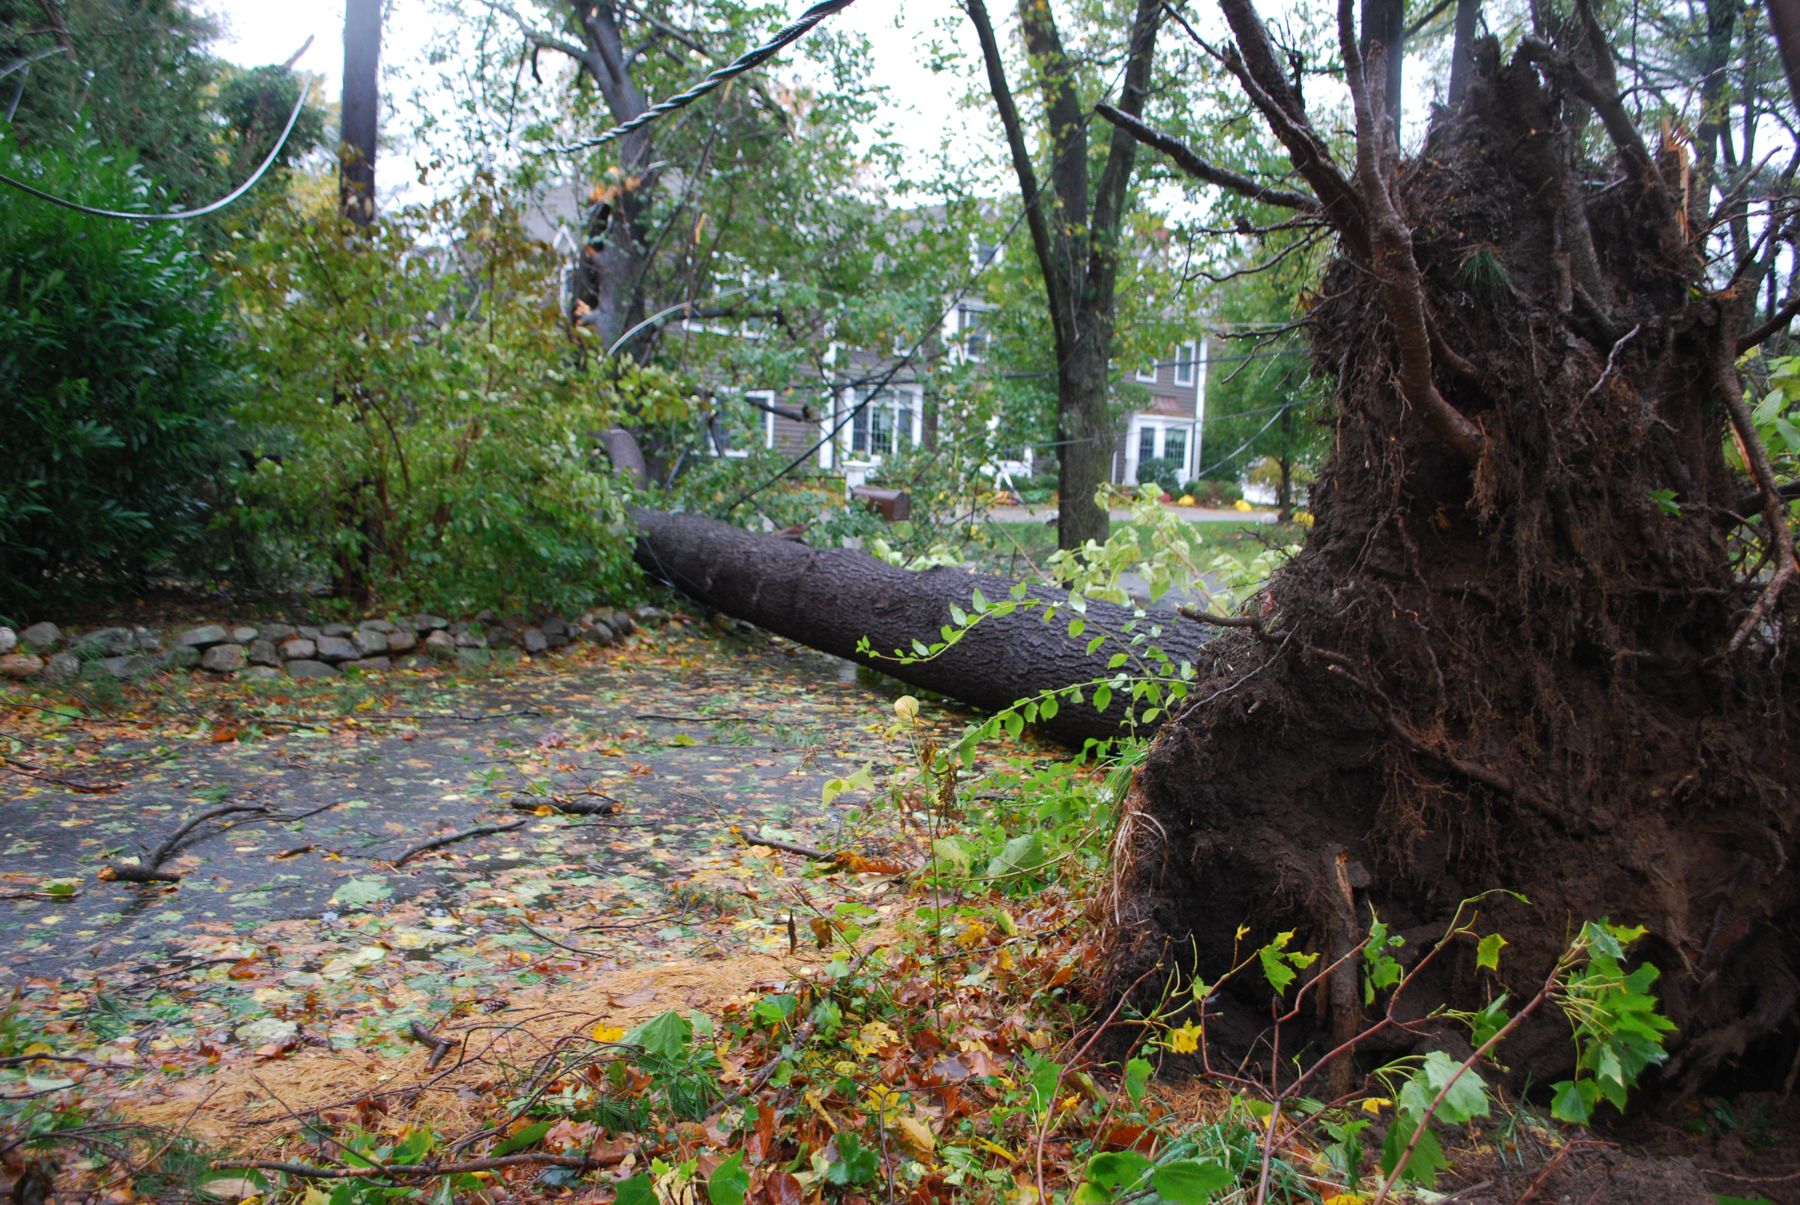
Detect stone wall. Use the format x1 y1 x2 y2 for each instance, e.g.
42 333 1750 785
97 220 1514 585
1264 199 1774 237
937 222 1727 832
0 607 653 684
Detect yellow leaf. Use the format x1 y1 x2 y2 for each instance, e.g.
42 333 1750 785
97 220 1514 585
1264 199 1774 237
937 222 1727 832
1360 1097 1392 1114
896 1116 936 1154
534 805 554 816
20 1042 54 1057
591 1023 625 1043
1164 1020 1202 1054
894 695 920 722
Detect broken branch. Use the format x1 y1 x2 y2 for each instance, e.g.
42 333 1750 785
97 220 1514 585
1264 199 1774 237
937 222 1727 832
213 1151 627 1181
407 1021 461 1072
393 820 527 866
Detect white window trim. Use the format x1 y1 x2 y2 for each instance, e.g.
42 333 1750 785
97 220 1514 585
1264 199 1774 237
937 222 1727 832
1174 340 1199 387
746 389 776 453
1126 417 1199 485
840 383 925 465
1134 364 1159 384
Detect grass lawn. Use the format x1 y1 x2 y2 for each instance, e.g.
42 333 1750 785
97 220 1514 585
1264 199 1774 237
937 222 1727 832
972 517 1289 578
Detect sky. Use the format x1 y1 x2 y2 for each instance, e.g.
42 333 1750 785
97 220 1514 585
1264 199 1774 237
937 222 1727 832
201 0 989 198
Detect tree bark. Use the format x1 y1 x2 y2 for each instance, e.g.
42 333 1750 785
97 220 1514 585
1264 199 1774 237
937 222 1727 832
963 0 1161 553
631 508 1213 747
338 0 380 225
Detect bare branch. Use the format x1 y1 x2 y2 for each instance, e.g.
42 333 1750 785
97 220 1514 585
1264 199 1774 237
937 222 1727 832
962 0 1064 324
1094 102 1320 211
1741 294 1800 352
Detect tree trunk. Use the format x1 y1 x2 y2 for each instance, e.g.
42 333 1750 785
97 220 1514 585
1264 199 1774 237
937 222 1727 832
631 508 1212 747
1099 28 1800 1091
1056 336 1115 549
338 0 380 226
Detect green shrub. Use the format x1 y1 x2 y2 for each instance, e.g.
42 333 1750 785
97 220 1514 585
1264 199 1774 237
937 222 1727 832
1135 456 1185 497
1181 479 1243 507
215 186 644 614
0 135 238 614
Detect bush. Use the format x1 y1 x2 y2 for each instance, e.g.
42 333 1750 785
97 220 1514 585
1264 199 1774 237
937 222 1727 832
0 136 238 614
1181 479 1243 507
1135 456 1186 497
215 187 643 614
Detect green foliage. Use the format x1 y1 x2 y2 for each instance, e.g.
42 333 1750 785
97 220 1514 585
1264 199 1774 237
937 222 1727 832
0 133 239 613
1549 921 1676 1124
216 185 642 612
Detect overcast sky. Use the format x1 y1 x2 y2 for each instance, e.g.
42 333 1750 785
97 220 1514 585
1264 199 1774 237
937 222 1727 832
200 0 986 197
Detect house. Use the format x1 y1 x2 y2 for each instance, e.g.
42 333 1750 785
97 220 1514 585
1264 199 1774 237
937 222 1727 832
523 180 1209 493
1114 336 1208 489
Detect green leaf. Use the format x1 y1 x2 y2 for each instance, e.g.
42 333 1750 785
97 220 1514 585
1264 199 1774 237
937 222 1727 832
1476 932 1507 972
1380 1112 1448 1186
490 1121 552 1157
826 1133 879 1186
615 1174 656 1205
931 837 973 874
1026 1052 1063 1115
1093 684 1113 714
986 832 1047 881
1107 652 1128 669
1550 1079 1592 1124
1776 416 1800 454
1083 1150 1152 1192
1411 1050 1490 1125
1003 711 1025 740
1068 617 1085 638
971 588 988 612
1040 695 1060 721
1150 1159 1234 1202
628 1011 692 1060
1123 1057 1152 1106
330 877 392 909
950 603 969 627
707 1151 748 1205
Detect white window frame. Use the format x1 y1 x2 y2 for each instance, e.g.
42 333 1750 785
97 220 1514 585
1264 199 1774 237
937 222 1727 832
1126 418 1197 485
840 384 925 465
1174 340 1199 387
1134 363 1159 384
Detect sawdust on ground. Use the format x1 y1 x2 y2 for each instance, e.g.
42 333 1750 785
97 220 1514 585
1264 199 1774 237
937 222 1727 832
116 941 866 1153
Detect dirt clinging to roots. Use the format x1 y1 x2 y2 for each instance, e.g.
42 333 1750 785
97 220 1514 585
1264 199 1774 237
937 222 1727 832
1099 37 1799 1093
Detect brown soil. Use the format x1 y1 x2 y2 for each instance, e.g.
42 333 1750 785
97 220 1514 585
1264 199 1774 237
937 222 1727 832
1100 31 1800 1099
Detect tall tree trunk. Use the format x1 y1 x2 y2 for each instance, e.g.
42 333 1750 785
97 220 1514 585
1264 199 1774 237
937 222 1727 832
1447 0 1481 104
338 0 380 226
1100 11 1800 1090
963 0 1160 553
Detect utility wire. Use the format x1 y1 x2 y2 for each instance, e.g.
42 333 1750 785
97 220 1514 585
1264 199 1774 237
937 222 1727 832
0 38 315 222
547 0 857 155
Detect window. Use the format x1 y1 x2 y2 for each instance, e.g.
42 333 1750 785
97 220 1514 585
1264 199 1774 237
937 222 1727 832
1135 364 1159 383
851 389 915 459
1164 427 1188 472
1174 341 1199 387
1137 426 1157 465
957 305 989 361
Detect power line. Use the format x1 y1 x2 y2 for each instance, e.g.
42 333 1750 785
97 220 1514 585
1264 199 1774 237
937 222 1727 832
0 39 315 222
547 0 858 155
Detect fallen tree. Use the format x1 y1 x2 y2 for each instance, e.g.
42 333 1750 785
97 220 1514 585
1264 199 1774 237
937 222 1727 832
1088 1 1800 1091
631 507 1214 747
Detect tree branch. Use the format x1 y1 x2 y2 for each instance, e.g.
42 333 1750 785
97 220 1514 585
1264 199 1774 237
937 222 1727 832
1215 0 1369 253
1094 102 1319 211
1740 294 1800 352
1090 0 1164 277
962 0 1067 329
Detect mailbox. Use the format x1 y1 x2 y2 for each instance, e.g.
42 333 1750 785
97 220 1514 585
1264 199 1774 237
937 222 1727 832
849 486 911 522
